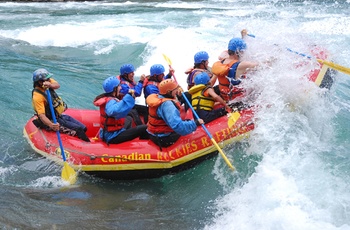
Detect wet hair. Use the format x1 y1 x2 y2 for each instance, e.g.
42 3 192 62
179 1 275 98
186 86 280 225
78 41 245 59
93 92 114 102
228 50 236 56
193 61 206 69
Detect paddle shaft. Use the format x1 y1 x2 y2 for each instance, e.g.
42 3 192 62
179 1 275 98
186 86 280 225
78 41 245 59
46 89 66 161
181 92 235 170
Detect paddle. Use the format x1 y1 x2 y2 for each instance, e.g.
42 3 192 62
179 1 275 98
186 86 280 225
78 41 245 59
181 92 235 171
286 48 350 76
162 53 179 84
46 89 77 185
228 111 241 128
247 33 350 76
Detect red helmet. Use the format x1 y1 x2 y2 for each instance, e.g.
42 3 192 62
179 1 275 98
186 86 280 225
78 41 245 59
159 79 179 95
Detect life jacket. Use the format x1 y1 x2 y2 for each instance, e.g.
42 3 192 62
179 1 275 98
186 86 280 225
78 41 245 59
93 96 125 132
143 78 160 99
212 59 237 78
146 94 181 134
187 69 205 90
117 75 136 89
32 88 67 119
212 59 244 101
188 84 215 111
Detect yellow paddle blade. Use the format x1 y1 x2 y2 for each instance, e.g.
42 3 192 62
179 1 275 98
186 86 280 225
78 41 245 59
228 111 241 128
162 53 172 65
62 161 77 185
314 64 328 87
317 59 350 76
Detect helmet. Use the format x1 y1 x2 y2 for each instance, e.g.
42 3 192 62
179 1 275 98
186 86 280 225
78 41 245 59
103 76 120 93
120 64 135 75
194 51 209 64
228 38 247 52
150 64 165 76
194 72 210 85
32 68 52 82
159 79 179 95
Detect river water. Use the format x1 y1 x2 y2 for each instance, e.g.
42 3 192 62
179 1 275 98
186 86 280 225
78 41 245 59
1 0 350 229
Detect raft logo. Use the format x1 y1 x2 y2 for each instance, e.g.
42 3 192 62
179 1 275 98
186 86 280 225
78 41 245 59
101 152 151 163
157 140 198 160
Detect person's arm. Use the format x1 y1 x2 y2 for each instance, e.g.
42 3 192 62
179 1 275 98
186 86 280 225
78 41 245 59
241 29 248 38
133 74 146 97
105 94 135 119
207 88 231 112
209 74 218 86
144 85 159 97
236 61 259 78
164 67 175 79
38 113 60 131
43 78 60 90
157 101 198 136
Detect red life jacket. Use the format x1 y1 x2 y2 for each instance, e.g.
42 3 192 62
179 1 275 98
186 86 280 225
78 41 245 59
144 78 160 88
117 75 136 88
146 94 181 134
93 96 125 132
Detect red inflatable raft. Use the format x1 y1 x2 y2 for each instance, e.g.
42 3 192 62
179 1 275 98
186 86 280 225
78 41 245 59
23 108 255 180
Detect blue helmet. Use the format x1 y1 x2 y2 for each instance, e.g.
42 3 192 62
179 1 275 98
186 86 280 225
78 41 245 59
32 68 52 82
194 72 210 85
194 51 209 64
120 64 135 75
228 38 247 52
103 76 120 93
150 64 165 76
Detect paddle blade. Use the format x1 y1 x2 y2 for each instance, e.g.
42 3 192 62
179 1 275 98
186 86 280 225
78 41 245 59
314 64 328 87
62 162 77 185
162 53 172 65
228 112 241 128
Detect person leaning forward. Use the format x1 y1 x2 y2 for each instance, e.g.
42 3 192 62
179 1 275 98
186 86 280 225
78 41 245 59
93 76 148 145
146 79 204 148
189 72 232 124
31 68 90 142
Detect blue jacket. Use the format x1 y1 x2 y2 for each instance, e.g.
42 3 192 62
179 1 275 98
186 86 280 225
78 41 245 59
101 94 135 142
148 95 197 137
143 74 172 99
120 80 144 97
143 84 160 99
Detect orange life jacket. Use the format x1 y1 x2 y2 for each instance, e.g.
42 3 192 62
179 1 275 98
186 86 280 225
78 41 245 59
213 60 244 101
94 96 125 132
146 94 181 134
